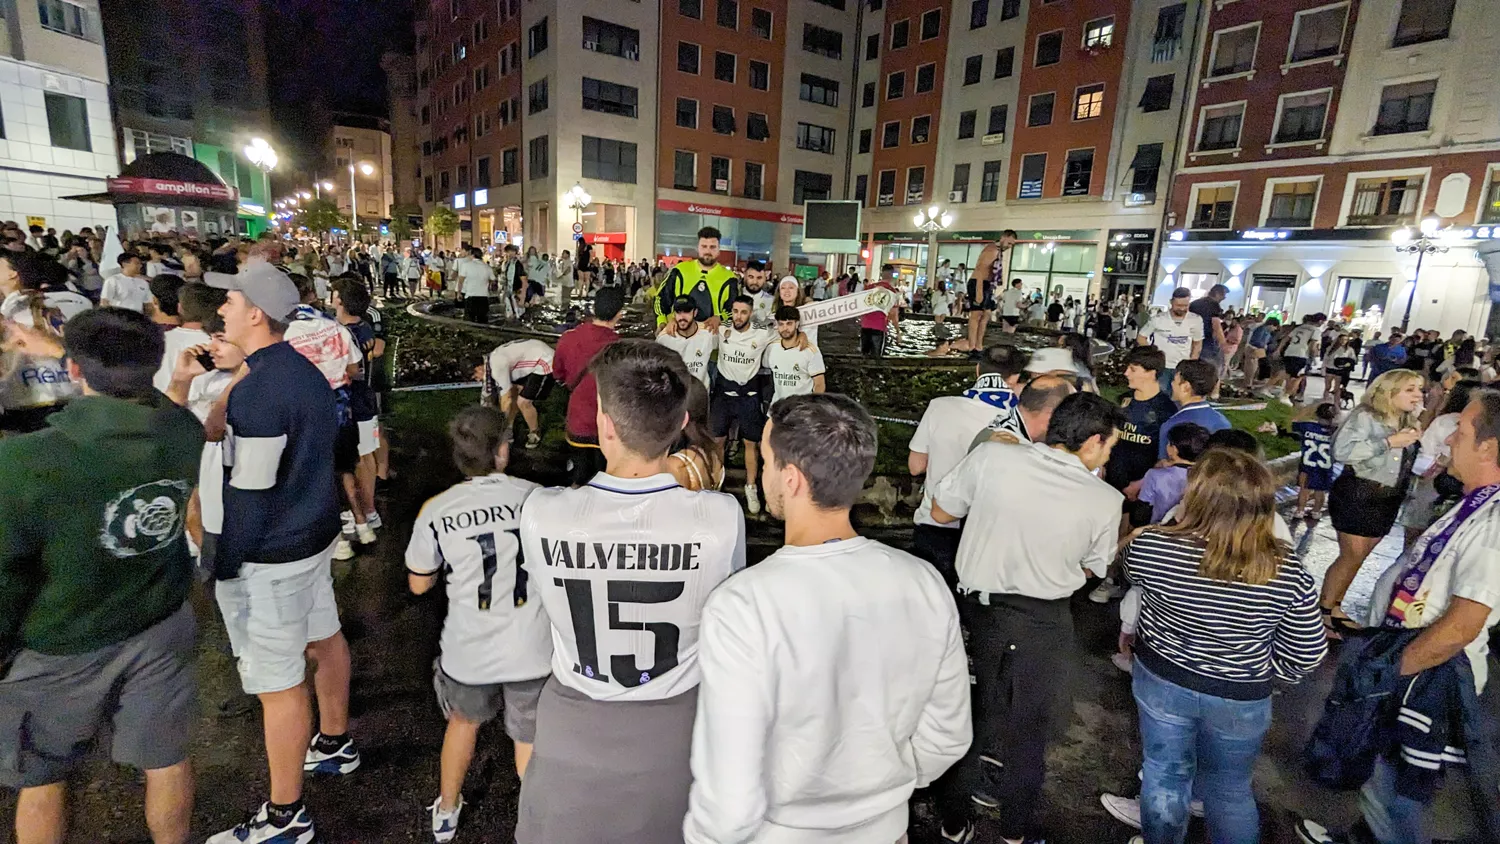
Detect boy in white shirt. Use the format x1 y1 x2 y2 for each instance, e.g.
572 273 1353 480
656 297 718 388
100 253 152 312
407 406 551 843
764 305 825 404
686 394 971 843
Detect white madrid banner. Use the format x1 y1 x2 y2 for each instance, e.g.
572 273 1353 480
797 287 900 328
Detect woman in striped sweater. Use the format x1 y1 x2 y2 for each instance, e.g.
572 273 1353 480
1122 448 1328 844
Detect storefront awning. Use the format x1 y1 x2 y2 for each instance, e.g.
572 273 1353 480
1130 142 1163 170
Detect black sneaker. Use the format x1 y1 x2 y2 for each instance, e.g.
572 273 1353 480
939 821 976 843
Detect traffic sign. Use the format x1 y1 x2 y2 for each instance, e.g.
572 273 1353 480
571 222 584 234
574 233 584 241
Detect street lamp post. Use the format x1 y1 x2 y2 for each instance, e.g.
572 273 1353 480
913 205 954 292
565 182 592 251
315 180 333 199
349 161 375 243
1391 215 1447 332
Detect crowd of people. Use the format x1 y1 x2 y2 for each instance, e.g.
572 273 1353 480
0 222 1498 844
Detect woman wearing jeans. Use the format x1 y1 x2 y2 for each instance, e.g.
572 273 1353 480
1122 448 1328 844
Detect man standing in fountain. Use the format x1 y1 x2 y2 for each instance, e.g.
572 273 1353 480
966 230 1017 358
655 227 740 330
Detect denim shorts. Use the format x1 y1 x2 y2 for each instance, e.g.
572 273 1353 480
215 542 342 695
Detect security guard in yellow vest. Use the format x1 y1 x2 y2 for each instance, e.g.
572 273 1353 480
655 226 740 327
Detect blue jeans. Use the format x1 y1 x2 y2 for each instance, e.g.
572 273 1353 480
1359 756 1429 844
1133 661 1272 844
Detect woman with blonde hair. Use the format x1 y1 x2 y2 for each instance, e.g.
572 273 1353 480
1320 368 1425 636
1122 448 1326 844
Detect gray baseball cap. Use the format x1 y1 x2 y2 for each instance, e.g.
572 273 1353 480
203 264 299 322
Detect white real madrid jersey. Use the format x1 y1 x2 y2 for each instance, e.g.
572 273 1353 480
406 473 553 685
487 338 555 391
518 473 746 701
656 327 717 387
716 325 774 385
764 340 825 403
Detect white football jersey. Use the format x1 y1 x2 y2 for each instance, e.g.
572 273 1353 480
765 340 825 403
486 338 555 392
407 473 553 685
656 327 717 387
716 325 774 386
519 473 746 701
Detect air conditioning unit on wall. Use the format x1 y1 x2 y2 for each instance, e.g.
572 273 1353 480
948 191 965 202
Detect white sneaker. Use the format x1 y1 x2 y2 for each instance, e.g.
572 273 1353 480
340 510 357 540
1111 652 1134 674
525 431 541 449
356 522 377 545
206 802 316 844
1101 794 1141 829
430 797 464 843
334 539 355 561
365 511 383 530
745 483 761 515
1089 577 1125 603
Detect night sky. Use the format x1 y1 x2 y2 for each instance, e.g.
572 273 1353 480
264 0 417 173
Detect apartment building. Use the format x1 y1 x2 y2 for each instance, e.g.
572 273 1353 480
382 51 425 215
328 119 396 235
1162 0 1499 335
414 0 863 265
101 0 274 235
0 0 117 232
857 0 1201 303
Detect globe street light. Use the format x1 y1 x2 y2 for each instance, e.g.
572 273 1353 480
913 205 954 291
1391 214 1446 332
566 182 592 247
349 161 376 242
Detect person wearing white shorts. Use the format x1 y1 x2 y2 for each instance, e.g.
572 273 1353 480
216 546 344 695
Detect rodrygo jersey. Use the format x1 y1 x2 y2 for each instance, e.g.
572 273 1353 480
407 473 553 685
656 327 718 388
485 338 555 392
716 325 775 386
764 340 825 403
519 472 746 701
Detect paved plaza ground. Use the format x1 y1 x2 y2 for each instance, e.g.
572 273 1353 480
5 377 1497 844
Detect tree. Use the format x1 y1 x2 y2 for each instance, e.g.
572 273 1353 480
390 203 423 242
296 198 345 237
427 206 460 240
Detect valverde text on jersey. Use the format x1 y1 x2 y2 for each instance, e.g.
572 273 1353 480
539 539 705 571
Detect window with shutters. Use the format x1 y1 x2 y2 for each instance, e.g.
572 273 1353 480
981 160 1002 202
1192 185 1237 229
1209 25 1259 77
1265 180 1318 227
1289 4 1347 63
801 73 839 106
1272 90 1330 143
958 110 976 139
1139 75 1174 112
674 151 696 189
1130 144 1162 198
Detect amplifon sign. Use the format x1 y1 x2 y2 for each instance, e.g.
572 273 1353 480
107 177 238 203
656 198 803 226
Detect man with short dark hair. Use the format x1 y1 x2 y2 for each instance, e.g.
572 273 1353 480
930 392 1127 844
1297 391 1500 844
498 243 528 320
860 264 901 358
742 259 775 327
656 296 717 387
459 246 497 323
204 265 357 844
153 283 225 392
102 252 151 312
0 307 202 844
967 373 1077 452
1189 284 1229 371
552 285 625 486
517 340 744 844
765 305 825 404
686 394 972 843
1137 287 1202 393
712 294 777 513
967 230 1017 352
1278 313 1325 404
1106 345 1178 491
1157 359 1231 459
655 226 740 329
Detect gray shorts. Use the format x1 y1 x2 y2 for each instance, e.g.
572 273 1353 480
0 603 196 787
433 663 546 743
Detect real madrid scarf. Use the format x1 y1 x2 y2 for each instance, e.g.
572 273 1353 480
1385 483 1500 627
962 373 1020 412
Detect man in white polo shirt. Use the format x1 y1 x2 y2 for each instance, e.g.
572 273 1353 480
908 345 1030 587
929 392 1126 844
458 246 496 323
1137 287 1202 394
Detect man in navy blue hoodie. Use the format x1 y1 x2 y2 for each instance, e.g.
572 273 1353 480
204 264 359 844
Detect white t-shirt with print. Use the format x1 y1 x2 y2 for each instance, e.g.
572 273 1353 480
765 340 825 403
1141 312 1204 369
717 325 775 386
101 274 153 312
657 326 718 387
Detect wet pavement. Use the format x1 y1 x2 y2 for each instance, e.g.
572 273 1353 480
6 390 1498 844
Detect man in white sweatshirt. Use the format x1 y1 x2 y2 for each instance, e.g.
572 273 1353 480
684 393 972 844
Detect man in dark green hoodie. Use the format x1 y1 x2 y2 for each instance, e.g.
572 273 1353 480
0 307 204 844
